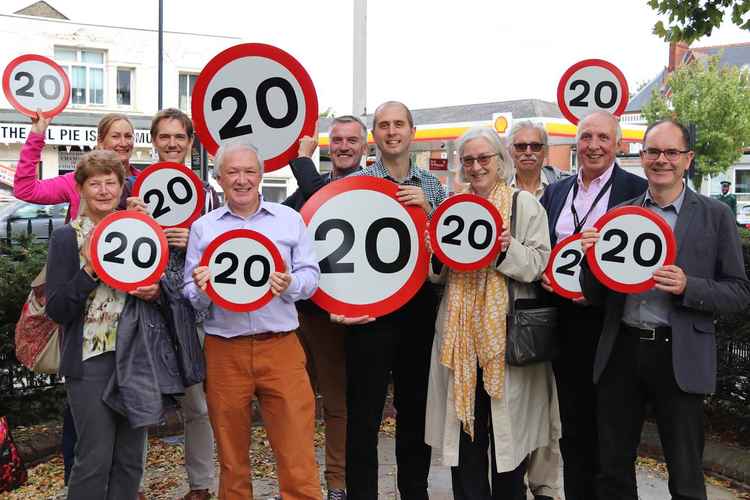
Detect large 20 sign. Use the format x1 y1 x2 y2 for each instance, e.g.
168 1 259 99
587 206 677 294
556 59 629 125
3 54 71 118
199 229 284 313
300 177 428 318
90 211 169 292
132 162 205 228
429 194 503 271
191 43 318 172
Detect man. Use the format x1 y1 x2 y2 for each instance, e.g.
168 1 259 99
283 115 369 500
343 101 446 499
539 111 648 500
717 180 737 219
507 120 562 500
126 108 217 500
508 120 568 198
579 119 750 499
183 141 321 499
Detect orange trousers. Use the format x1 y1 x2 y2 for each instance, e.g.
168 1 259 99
204 332 321 500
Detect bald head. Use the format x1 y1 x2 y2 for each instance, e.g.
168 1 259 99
373 101 414 129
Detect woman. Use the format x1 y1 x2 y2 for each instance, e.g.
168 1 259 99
424 127 561 499
45 150 148 499
13 111 138 219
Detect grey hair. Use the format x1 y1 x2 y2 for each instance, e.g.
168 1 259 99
329 115 368 143
454 127 512 183
508 120 549 153
214 140 264 177
575 111 623 143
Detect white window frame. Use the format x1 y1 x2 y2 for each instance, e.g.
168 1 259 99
54 47 106 107
178 73 199 113
116 67 134 108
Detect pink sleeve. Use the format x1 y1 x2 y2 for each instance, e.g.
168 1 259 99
13 132 78 208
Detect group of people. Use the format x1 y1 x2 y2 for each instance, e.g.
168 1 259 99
13 99 750 500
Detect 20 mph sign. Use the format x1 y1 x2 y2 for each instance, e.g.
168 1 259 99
300 177 428 318
191 43 318 172
132 162 205 229
545 232 585 300
556 59 629 125
3 54 71 118
587 206 677 294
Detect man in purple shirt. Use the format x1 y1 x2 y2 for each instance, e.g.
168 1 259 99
539 111 647 500
182 141 321 499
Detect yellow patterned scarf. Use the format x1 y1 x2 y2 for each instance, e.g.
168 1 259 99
439 182 512 439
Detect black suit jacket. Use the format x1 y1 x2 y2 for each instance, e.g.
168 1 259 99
581 188 750 394
540 163 648 246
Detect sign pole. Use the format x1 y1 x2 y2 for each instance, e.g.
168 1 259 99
158 0 163 110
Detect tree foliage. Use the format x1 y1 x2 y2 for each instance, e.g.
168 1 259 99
642 54 750 187
649 0 750 43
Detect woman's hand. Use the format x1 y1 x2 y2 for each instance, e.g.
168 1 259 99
499 223 511 253
30 110 51 135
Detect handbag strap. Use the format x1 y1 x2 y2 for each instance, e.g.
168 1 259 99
507 190 520 314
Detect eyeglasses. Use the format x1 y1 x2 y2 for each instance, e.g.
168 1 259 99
461 153 499 167
512 142 544 153
642 148 690 161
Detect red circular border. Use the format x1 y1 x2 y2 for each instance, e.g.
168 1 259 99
191 43 318 173
300 176 428 318
544 232 585 300
89 211 169 292
131 162 206 229
429 193 503 271
556 58 630 125
2 54 71 118
198 228 285 313
585 205 677 294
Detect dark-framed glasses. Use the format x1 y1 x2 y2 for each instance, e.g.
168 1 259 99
512 142 544 153
642 148 690 161
461 153 499 167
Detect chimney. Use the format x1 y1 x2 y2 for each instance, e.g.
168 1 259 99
668 41 690 72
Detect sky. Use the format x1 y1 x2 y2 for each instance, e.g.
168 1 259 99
4 0 749 116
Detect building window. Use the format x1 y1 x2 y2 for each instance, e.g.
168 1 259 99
117 68 133 106
736 168 750 194
261 178 288 203
55 47 105 105
179 73 199 112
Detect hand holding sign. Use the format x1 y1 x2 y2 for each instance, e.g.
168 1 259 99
3 54 71 118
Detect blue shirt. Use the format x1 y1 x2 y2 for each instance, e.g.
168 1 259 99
350 160 447 212
182 197 320 338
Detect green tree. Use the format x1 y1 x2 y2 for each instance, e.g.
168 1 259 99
642 54 750 189
649 0 750 43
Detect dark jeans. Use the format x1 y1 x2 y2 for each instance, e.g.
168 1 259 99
451 367 528 500
551 302 603 500
345 285 437 500
62 403 77 485
596 326 707 500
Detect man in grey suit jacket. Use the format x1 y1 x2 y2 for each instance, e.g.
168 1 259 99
579 120 750 500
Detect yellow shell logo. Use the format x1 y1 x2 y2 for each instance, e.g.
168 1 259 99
494 116 509 134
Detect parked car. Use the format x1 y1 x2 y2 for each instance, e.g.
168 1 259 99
0 201 68 243
738 203 750 229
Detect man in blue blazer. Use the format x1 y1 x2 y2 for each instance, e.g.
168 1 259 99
579 120 750 499
539 111 648 500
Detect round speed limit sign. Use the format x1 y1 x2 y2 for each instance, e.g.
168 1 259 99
132 162 205 228
199 229 284 313
586 206 677 294
300 177 428 318
556 59 629 125
191 43 318 172
545 233 584 300
90 211 169 292
3 54 71 118
430 194 503 271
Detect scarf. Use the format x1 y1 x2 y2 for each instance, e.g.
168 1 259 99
71 214 127 361
439 182 512 439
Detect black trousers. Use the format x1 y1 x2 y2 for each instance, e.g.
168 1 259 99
451 367 528 500
551 302 604 500
596 326 707 500
345 285 437 500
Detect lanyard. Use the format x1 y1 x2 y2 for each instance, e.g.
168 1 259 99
570 175 614 233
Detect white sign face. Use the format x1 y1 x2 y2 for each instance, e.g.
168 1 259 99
300 177 428 317
200 229 283 312
192 44 318 172
545 233 584 299
3 55 70 118
556 59 629 125
90 212 169 292
587 206 676 294
430 194 502 271
132 162 205 228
